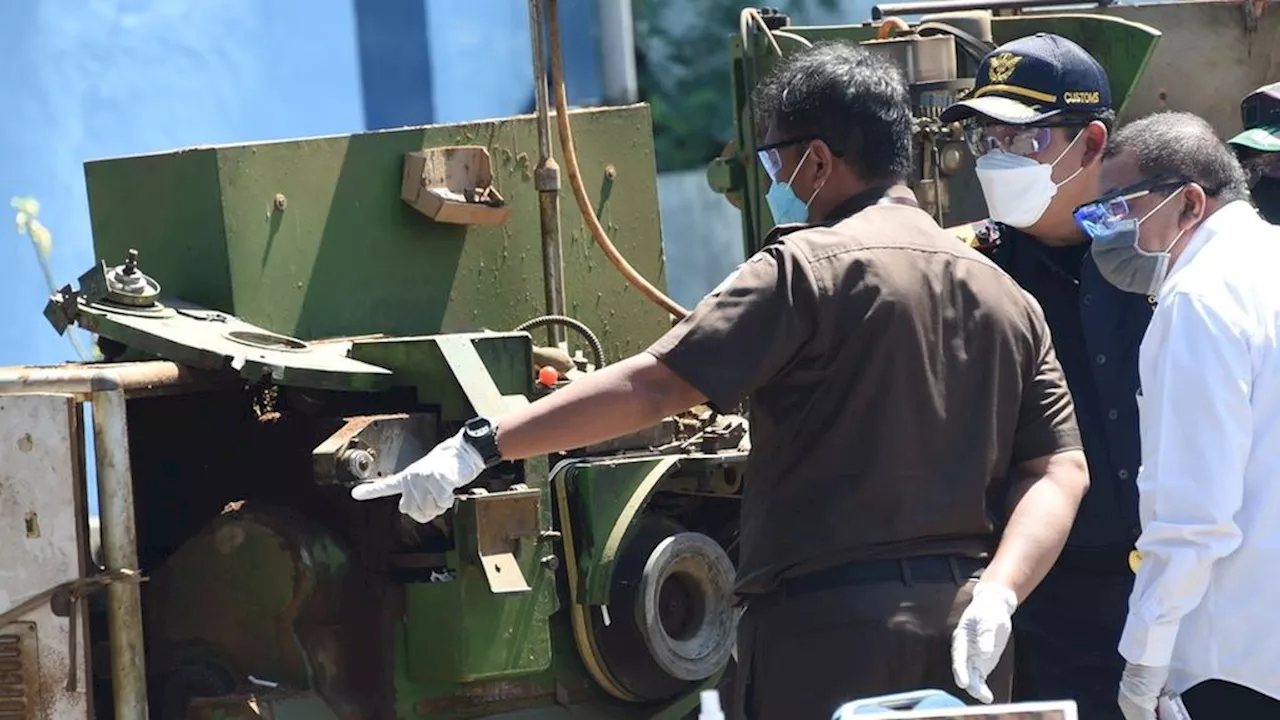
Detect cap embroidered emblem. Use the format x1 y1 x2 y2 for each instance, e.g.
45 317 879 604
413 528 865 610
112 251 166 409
987 52 1021 84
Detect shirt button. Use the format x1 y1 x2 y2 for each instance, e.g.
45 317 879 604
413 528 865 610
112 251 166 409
1108 409 1119 420
1095 353 1107 365
1082 294 1093 306
1119 469 1131 480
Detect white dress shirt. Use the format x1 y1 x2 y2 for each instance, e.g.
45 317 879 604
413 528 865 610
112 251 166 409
1118 201 1280 699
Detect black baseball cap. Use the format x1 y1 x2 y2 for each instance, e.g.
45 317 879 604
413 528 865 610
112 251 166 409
1227 82 1280 153
940 33 1112 125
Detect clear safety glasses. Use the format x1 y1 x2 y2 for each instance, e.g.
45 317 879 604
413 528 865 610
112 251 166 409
755 135 818 181
1072 177 1189 236
963 123 1058 159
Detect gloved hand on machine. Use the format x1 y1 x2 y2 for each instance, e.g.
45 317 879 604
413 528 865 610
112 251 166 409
349 428 486 522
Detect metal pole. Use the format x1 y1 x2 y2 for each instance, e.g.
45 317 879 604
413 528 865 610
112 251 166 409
91 386 148 720
871 0 1101 18
529 0 568 348
597 0 638 106
0 361 209 720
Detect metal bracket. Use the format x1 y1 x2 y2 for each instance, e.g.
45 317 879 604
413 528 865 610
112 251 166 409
311 413 438 486
455 487 542 594
436 335 530 418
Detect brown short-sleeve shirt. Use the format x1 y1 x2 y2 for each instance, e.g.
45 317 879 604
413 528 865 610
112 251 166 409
647 187 1081 595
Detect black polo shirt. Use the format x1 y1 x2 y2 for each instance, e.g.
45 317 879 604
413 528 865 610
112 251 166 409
984 224 1151 552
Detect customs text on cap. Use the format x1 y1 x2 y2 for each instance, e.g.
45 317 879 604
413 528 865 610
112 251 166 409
1227 82 1280 154
939 33 1112 126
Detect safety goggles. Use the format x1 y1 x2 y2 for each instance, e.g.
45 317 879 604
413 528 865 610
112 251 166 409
1243 153 1280 184
963 123 1062 159
755 136 818 181
1072 176 1189 236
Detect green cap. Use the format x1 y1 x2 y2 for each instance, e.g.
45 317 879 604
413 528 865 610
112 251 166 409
1228 82 1280 153
1228 125 1280 153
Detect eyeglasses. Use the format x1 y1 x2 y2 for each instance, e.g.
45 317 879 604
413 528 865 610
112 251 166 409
755 136 819 181
963 123 1061 158
1072 176 1189 236
1243 153 1280 184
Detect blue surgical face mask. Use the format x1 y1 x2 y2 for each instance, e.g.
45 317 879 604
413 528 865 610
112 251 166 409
1077 186 1187 296
765 147 824 226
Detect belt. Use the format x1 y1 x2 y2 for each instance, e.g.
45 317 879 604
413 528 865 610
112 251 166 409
780 555 985 598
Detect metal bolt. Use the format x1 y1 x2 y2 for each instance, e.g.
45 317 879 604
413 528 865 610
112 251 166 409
274 193 288 211
539 530 563 542
540 555 560 572
604 164 617 180
340 448 375 480
123 249 139 275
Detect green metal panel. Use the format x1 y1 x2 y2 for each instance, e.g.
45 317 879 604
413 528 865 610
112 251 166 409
988 14 1161 118
350 333 533 422
563 456 679 607
400 530 560 685
396 484 561 707
83 106 672 359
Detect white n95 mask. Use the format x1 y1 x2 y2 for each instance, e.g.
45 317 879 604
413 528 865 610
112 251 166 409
974 131 1083 229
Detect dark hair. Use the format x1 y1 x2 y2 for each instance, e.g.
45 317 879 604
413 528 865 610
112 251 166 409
1104 111 1252 203
752 41 914 185
1058 108 1117 135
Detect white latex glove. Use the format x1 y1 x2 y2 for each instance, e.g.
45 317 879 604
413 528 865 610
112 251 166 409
1118 662 1169 720
349 430 486 523
951 581 1018 704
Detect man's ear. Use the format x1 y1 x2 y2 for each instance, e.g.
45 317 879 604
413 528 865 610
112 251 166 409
810 139 837 186
1181 183 1209 228
1080 121 1109 168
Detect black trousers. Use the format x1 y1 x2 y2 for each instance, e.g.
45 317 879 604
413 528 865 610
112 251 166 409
733 558 1011 720
1181 680 1280 719
1011 557 1133 719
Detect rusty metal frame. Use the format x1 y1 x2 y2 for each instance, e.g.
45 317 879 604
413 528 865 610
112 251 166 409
0 360 233 720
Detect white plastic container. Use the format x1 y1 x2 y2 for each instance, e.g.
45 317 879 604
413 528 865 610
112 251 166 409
699 689 726 720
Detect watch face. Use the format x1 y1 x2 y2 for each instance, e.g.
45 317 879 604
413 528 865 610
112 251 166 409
465 418 491 438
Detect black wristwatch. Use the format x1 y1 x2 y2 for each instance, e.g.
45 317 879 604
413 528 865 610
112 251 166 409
461 416 503 469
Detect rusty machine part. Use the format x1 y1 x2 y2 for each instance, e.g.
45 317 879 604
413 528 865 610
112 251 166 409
144 507 364 720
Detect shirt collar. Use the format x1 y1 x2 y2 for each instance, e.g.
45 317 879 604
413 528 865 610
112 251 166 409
820 184 918 225
1165 200 1257 283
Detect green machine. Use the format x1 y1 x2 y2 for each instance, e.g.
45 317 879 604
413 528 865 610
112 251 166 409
26 3 742 719
2 2 1276 720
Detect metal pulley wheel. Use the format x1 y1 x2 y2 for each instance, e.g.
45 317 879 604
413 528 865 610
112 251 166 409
590 517 738 702
103 248 161 307
637 531 737 680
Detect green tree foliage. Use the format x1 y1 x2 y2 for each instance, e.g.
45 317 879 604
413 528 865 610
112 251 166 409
634 0 838 172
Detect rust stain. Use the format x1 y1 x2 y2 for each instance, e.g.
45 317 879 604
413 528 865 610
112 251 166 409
15 433 32 453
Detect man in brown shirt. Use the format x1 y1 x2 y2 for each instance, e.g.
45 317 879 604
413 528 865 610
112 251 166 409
353 42 1090 719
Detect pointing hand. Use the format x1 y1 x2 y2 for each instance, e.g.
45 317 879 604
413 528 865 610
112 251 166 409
349 430 486 523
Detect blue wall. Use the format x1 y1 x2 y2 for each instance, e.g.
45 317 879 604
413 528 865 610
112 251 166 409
0 0 604 516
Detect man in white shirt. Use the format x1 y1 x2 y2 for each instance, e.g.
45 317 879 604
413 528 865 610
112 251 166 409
1072 110 1280 719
